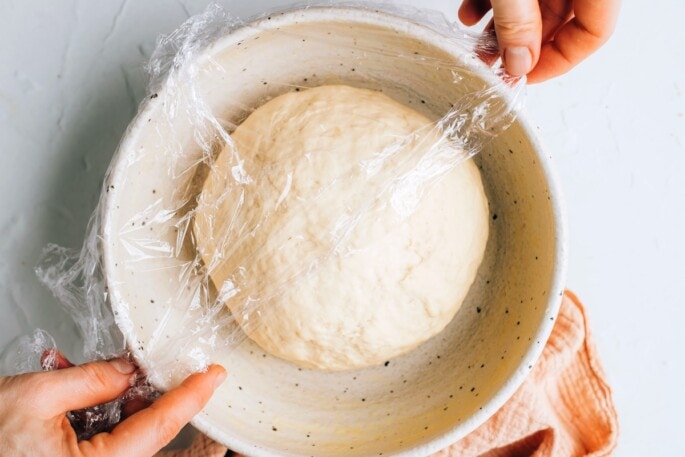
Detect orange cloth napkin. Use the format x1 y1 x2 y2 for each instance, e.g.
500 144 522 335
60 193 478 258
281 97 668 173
157 291 618 457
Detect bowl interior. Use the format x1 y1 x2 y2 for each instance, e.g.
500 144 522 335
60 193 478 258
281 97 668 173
103 8 565 457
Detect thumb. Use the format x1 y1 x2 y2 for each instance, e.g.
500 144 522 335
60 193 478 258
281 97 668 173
34 358 136 415
490 0 542 76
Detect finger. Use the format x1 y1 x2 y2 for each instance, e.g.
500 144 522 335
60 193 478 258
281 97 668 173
29 358 136 415
539 0 574 42
490 0 543 76
458 0 492 26
527 0 620 82
81 365 227 457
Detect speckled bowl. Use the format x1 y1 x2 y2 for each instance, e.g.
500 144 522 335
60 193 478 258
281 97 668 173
102 6 567 457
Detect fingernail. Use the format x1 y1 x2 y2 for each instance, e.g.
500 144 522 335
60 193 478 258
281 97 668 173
212 367 227 389
110 358 136 374
504 46 532 76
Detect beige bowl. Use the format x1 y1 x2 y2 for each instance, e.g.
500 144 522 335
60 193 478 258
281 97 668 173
102 6 567 457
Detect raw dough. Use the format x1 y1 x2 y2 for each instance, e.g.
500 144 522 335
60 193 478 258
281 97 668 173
193 85 489 370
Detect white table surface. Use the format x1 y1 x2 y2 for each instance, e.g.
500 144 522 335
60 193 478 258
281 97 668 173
1 0 683 455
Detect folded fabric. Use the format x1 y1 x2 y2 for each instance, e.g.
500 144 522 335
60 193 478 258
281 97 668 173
156 291 618 457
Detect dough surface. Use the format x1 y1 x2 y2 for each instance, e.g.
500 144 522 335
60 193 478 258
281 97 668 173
193 85 489 370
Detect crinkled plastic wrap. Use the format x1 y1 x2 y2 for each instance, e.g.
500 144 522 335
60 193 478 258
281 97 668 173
4 1 524 438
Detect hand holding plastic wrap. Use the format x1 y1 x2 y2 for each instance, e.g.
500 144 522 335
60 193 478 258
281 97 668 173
2 1 524 440
0 343 226 455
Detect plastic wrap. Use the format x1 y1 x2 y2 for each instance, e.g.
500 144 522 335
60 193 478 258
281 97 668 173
4 1 524 438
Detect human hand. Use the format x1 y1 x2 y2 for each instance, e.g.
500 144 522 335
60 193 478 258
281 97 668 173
458 0 620 82
0 352 226 457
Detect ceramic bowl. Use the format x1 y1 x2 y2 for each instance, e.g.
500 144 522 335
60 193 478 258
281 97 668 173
102 6 567 457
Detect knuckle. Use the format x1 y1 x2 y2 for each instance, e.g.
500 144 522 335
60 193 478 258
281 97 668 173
596 27 614 45
157 414 183 443
551 41 575 66
78 363 113 394
495 18 540 38
575 19 615 49
580 25 608 47
175 383 207 411
583 31 609 53
540 2 572 21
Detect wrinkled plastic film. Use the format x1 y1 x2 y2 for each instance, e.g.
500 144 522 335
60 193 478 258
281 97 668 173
131 3 525 366
5 1 525 435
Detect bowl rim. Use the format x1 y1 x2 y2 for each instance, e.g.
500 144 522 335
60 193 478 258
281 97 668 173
102 5 568 457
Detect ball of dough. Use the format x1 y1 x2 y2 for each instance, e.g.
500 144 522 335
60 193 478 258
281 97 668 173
193 85 489 370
